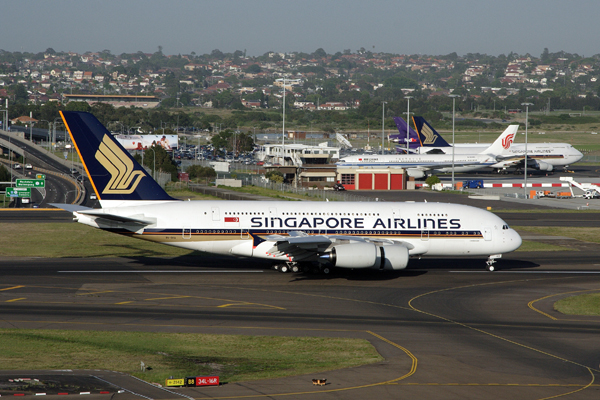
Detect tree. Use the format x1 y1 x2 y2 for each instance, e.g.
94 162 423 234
14 84 28 104
65 102 92 112
265 170 284 183
187 165 216 184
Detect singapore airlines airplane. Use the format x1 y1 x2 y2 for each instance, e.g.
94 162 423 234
337 125 519 179
411 116 583 172
52 111 521 272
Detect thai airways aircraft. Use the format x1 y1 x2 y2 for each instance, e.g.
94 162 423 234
411 116 583 172
51 111 521 273
338 125 519 179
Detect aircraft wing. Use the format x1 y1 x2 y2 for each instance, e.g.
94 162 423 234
264 231 413 262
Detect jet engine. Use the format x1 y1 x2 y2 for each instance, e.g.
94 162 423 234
534 160 553 171
406 169 426 179
322 243 409 270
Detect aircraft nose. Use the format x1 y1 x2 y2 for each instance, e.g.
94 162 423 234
510 229 522 251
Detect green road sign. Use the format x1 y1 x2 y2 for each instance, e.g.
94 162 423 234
36 174 46 179
6 187 31 198
16 179 45 188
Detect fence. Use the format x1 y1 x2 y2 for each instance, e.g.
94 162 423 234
244 175 382 202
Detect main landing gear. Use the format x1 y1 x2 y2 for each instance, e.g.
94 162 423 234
272 262 331 274
486 254 502 272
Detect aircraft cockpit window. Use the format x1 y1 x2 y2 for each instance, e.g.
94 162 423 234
502 225 509 230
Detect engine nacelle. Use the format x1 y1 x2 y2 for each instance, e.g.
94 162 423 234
406 169 426 179
323 243 409 270
535 160 553 171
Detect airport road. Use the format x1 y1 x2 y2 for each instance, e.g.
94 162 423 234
1 248 600 400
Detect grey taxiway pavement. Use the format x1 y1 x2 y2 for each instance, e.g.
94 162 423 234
2 187 600 398
1 246 600 399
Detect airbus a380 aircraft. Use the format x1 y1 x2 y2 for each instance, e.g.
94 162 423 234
52 111 521 272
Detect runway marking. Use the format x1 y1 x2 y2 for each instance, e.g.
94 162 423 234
58 270 264 273
367 331 417 382
393 383 600 387
528 289 600 321
450 271 600 274
0 285 25 291
115 301 133 305
76 290 114 296
144 296 191 301
5 298 26 302
407 277 600 397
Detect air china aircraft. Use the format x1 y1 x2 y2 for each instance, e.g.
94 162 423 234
411 116 583 172
52 111 522 273
338 125 519 179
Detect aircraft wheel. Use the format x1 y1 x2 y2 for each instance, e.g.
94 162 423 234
322 267 330 274
487 265 495 272
273 264 280 271
280 265 289 273
291 265 300 273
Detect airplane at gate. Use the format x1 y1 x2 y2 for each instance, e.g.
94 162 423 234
52 111 521 272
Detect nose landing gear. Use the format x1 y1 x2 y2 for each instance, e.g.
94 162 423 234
486 254 502 271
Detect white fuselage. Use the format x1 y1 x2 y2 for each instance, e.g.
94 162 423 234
336 154 497 173
75 200 521 262
418 143 583 167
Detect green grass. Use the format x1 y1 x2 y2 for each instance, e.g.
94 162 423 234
0 329 382 383
515 240 575 252
0 223 192 258
215 185 306 201
513 226 600 244
554 293 600 316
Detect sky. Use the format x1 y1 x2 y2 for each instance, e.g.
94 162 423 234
2 0 599 58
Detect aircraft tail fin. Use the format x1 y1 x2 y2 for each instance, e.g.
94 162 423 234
412 117 451 147
59 111 177 207
479 125 519 156
390 117 420 150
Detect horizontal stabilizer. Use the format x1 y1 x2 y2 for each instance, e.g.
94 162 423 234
50 203 154 225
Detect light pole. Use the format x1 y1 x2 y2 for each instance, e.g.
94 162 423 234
449 94 459 188
381 101 387 155
521 102 533 198
404 96 413 153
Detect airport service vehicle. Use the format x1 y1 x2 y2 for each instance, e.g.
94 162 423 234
52 111 521 273
408 116 583 172
560 177 600 199
337 125 519 179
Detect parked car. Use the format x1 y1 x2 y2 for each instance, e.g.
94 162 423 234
333 183 346 191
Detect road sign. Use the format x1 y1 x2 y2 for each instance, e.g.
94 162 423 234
16 179 45 188
36 174 46 179
6 187 31 198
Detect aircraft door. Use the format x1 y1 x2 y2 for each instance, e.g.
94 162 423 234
211 207 220 221
421 230 429 241
483 226 492 241
183 227 191 239
240 227 250 239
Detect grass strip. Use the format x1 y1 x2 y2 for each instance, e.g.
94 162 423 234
513 226 600 244
0 223 191 258
515 240 575 252
0 329 382 383
554 293 600 316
